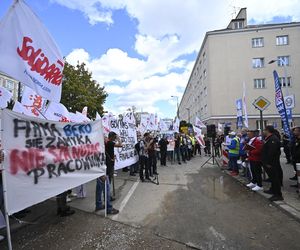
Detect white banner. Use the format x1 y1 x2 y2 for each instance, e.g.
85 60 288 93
21 86 47 118
195 116 206 128
109 118 138 169
1 109 106 215
44 102 71 122
0 1 64 102
193 125 205 148
174 117 180 133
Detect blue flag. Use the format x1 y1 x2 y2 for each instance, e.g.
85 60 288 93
273 70 291 139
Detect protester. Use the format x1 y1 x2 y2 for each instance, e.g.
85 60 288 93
180 133 188 163
204 135 211 156
282 133 292 164
174 133 182 165
147 135 158 175
104 132 122 200
291 127 300 185
261 126 283 201
139 133 151 181
186 135 193 160
245 130 263 191
227 131 240 176
159 136 169 166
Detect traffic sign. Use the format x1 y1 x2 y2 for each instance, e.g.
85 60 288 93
284 95 295 109
252 96 271 111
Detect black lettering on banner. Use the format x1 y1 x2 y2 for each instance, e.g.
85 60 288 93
47 164 58 179
14 119 31 138
75 159 83 170
27 168 45 184
57 162 68 176
45 136 56 148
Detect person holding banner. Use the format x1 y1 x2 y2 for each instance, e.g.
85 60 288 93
139 133 151 182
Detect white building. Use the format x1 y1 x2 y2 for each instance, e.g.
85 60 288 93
0 72 20 101
179 8 300 130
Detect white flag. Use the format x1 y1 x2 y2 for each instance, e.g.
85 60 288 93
195 116 206 128
193 125 205 148
0 86 13 108
82 106 88 117
76 111 91 122
44 102 70 122
243 82 249 128
140 114 150 132
174 117 180 133
21 86 46 118
0 0 64 102
148 113 158 131
218 123 223 132
123 112 136 125
96 112 101 121
13 101 27 114
159 119 168 131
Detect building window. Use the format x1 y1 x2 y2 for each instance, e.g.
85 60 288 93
234 21 244 29
6 80 14 91
277 56 290 66
252 58 264 68
256 120 268 130
204 87 207 96
203 52 206 61
204 104 208 114
279 77 292 87
276 35 288 45
252 37 264 48
203 69 207 78
254 79 266 89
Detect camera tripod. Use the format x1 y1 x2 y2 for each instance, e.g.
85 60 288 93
200 137 220 168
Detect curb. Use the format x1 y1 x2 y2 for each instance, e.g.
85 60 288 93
215 158 300 224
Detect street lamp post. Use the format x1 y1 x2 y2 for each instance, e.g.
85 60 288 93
171 95 179 118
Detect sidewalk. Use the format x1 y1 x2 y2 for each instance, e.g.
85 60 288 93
219 155 300 222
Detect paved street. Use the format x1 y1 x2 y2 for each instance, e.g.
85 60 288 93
1 155 300 250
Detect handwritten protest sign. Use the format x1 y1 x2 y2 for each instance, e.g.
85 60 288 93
1 109 106 215
109 118 138 170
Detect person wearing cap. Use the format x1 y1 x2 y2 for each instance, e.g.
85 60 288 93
245 129 263 191
261 125 283 201
227 131 240 176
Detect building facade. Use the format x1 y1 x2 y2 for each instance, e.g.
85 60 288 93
0 72 19 101
178 8 300 131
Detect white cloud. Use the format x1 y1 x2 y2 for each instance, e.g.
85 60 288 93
57 0 300 116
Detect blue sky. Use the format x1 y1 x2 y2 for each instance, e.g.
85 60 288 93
0 0 299 118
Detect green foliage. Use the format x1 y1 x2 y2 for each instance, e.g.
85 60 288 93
61 62 107 119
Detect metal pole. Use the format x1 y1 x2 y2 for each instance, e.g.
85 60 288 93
260 110 264 135
176 97 179 119
1 156 13 250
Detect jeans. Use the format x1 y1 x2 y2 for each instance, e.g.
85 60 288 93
174 147 181 163
139 156 150 180
160 150 167 166
95 176 112 211
229 156 239 173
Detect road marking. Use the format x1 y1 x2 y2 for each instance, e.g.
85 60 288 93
112 180 139 220
209 226 226 241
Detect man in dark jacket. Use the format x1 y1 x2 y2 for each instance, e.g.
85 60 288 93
291 127 300 184
159 136 169 166
261 126 283 201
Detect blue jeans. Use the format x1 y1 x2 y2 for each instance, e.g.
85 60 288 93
229 156 239 173
174 147 181 163
95 176 112 211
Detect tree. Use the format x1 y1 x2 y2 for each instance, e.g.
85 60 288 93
61 62 107 119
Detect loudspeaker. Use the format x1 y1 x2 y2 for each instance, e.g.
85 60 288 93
224 126 231 136
207 124 216 138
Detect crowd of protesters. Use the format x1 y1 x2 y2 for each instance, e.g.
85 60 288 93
223 125 300 202
1 124 300 242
